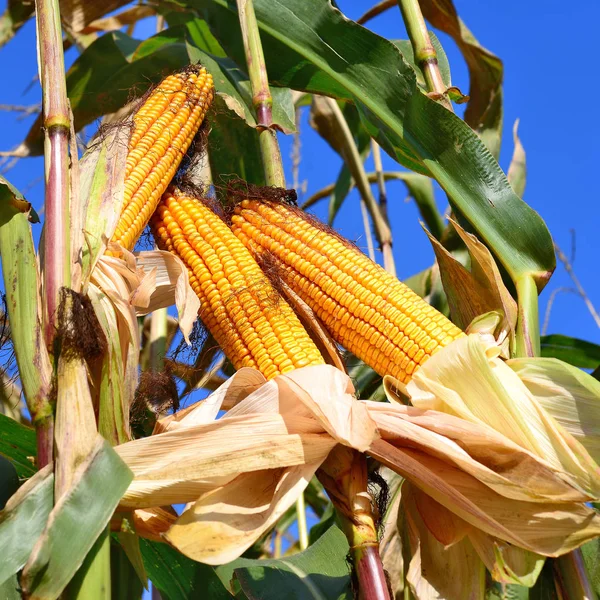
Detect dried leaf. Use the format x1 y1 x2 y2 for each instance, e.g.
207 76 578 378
419 0 504 155
117 413 331 508
133 250 200 344
60 0 131 32
131 507 177 544
509 357 600 465
54 355 98 495
425 220 517 338
468 528 544 586
165 464 318 564
368 400 590 503
87 284 131 444
156 368 267 433
402 483 485 600
275 365 378 451
369 439 600 556
507 119 526 198
80 5 156 34
117 365 377 562
406 335 600 498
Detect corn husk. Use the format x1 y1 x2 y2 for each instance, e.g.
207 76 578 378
374 333 600 561
401 482 485 599
117 365 378 563
404 334 600 498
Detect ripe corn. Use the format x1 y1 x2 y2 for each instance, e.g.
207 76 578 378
230 200 465 384
109 67 214 252
150 189 325 380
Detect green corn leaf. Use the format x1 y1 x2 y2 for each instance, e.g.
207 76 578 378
217 525 352 600
419 0 504 157
186 35 296 133
540 335 600 371
0 574 20 599
140 538 232 600
393 31 463 100
0 465 53 587
20 20 295 157
194 0 554 290
0 413 36 478
21 438 133 599
0 176 52 422
0 455 19 509
208 96 266 189
580 538 600 596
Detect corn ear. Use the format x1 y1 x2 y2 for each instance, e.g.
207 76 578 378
150 188 325 379
109 67 214 253
231 199 465 383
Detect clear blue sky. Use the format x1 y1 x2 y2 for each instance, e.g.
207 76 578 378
1 1 598 347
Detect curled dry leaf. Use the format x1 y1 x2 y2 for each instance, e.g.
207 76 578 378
130 507 177 544
407 335 600 497
371 333 600 560
508 357 600 465
425 219 517 341
116 365 378 563
401 482 485 600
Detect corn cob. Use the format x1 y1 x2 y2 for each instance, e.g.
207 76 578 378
150 188 325 380
230 200 465 384
109 67 214 253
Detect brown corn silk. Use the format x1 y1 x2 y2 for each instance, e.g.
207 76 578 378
109 66 214 252
150 189 325 380
230 199 465 384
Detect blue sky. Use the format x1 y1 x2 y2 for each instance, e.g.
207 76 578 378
1 0 598 348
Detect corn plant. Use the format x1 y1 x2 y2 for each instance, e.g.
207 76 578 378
0 0 599 599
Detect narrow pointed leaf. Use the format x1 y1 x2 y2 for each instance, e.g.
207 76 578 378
0 177 52 420
508 120 526 198
425 221 517 334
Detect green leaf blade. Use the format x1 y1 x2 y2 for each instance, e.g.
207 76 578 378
540 335 600 370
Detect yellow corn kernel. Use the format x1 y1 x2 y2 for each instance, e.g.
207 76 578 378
109 67 214 253
150 188 325 379
230 199 465 384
